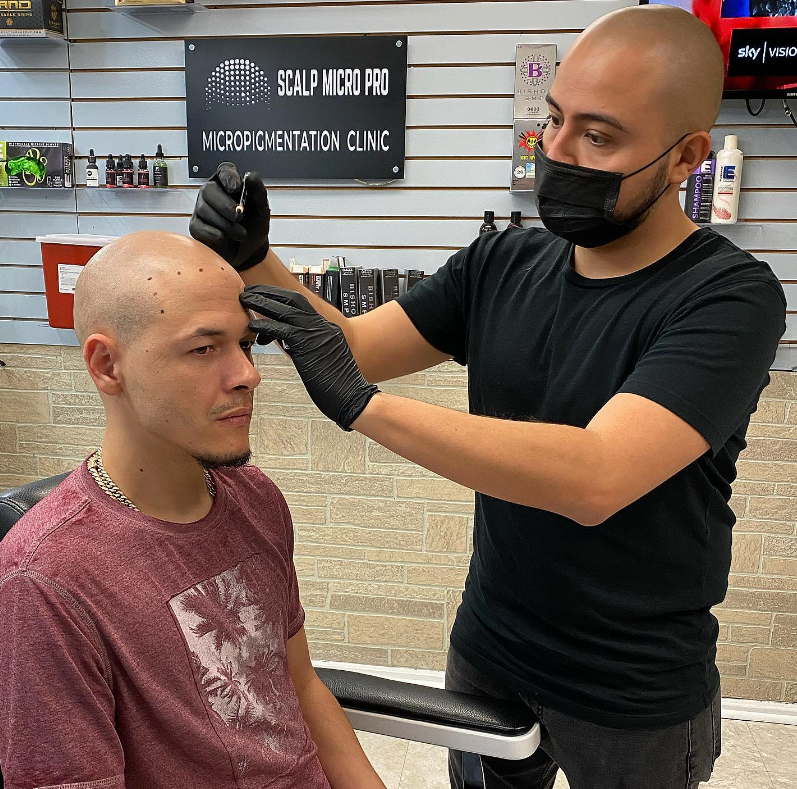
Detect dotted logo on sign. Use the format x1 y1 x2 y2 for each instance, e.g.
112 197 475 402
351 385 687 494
205 59 271 110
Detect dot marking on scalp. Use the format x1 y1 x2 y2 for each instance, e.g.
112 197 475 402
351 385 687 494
199 268 203 272
177 271 181 275
147 277 152 281
161 309 165 314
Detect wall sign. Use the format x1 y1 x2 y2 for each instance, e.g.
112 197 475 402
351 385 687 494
511 43 556 193
185 36 408 180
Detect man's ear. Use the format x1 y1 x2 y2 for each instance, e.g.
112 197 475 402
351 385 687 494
670 132 712 185
83 334 123 396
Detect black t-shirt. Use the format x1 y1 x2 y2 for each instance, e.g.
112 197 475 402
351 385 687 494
397 227 786 729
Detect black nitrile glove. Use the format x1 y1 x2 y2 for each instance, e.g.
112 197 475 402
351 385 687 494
240 285 379 431
189 163 270 272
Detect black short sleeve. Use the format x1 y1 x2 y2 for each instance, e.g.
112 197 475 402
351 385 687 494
619 278 786 456
396 248 469 365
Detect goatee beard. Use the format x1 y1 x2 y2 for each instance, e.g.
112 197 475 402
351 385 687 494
193 449 252 470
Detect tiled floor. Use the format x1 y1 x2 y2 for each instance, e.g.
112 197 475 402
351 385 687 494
357 720 797 788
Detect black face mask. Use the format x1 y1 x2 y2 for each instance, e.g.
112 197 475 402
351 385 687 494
534 134 688 248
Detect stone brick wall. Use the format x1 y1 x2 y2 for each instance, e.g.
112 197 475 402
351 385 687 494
1 344 796 702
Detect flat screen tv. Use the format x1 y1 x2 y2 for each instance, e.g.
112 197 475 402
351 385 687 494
640 0 797 97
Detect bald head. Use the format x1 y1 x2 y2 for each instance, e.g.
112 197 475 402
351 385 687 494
74 231 242 347
566 4 725 137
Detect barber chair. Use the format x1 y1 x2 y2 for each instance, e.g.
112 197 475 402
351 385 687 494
0 474 540 789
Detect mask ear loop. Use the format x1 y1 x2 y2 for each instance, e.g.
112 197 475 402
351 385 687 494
621 133 690 180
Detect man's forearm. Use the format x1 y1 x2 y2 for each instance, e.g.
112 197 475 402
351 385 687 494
352 393 611 526
297 677 386 789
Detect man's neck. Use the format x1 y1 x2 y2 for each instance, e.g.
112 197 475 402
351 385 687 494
572 203 699 280
98 427 213 524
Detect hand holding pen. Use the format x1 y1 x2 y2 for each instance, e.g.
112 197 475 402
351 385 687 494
189 163 271 273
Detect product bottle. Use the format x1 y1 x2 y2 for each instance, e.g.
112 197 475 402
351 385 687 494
137 154 150 188
684 151 715 223
507 210 523 229
115 154 124 188
711 135 743 225
479 211 498 234
105 154 117 188
86 149 99 188
153 144 169 188
122 154 135 188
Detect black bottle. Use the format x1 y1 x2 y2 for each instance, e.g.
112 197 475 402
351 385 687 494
479 211 497 234
86 149 99 187
137 154 150 188
507 211 523 229
122 154 135 188
153 144 169 188
115 154 124 188
105 154 117 188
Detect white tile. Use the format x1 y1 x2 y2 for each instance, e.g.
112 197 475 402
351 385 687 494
748 723 797 789
357 731 410 789
399 742 450 789
707 720 774 788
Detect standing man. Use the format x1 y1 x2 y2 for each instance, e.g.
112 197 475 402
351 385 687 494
190 6 787 788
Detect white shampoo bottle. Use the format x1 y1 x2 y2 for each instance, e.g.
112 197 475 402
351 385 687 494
711 134 743 224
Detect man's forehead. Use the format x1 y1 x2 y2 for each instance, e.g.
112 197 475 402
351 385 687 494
168 296 255 341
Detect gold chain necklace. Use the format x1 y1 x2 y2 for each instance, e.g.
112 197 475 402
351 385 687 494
87 449 215 512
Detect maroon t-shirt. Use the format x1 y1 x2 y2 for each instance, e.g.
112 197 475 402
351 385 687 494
0 462 330 789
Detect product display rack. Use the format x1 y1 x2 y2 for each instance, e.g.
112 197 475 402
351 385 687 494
76 185 182 191
113 2 208 15
0 31 67 43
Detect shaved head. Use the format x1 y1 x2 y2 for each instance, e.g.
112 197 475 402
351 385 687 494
75 230 260 471
74 231 241 346
570 5 725 138
540 4 725 241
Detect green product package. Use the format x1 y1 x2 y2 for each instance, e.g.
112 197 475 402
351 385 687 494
0 141 73 188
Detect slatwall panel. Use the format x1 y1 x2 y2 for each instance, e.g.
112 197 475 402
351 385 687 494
0 0 794 369
0 32 77 344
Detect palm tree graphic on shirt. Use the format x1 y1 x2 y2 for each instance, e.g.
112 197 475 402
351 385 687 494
171 559 300 767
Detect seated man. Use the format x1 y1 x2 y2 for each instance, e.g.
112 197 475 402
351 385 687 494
0 232 386 789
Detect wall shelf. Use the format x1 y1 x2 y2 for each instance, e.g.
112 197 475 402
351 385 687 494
0 32 67 44
0 186 74 190
697 222 764 228
113 2 207 15
78 186 180 191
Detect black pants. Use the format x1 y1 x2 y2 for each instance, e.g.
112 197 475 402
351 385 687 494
446 647 722 789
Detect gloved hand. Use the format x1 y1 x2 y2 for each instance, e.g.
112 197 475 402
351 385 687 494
189 163 270 272
240 285 379 431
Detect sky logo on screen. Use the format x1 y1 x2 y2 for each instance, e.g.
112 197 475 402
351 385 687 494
205 59 271 111
737 44 797 62
728 28 797 76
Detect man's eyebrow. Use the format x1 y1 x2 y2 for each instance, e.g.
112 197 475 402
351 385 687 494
545 93 628 133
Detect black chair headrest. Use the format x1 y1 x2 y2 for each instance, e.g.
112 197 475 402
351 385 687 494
0 473 71 542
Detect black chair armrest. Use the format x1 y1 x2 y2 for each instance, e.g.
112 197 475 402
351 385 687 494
316 668 540 760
